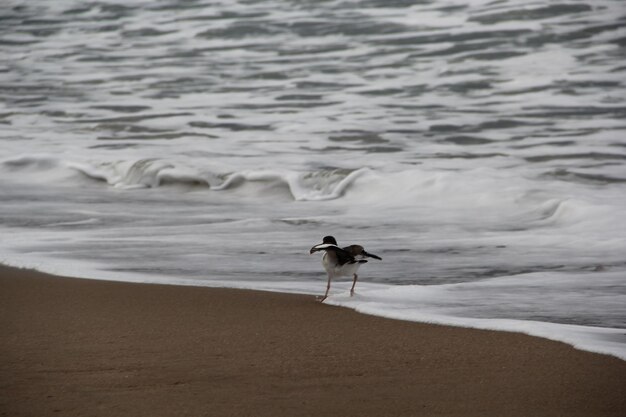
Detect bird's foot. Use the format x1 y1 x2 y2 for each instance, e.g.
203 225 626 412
316 295 328 302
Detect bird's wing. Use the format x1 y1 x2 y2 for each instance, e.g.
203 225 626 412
331 246 358 266
311 243 356 265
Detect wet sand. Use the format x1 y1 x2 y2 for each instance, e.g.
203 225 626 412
1 264 625 417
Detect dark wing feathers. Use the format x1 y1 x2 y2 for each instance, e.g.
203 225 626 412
324 245 358 266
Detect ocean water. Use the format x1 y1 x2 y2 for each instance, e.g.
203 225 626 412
1 0 625 359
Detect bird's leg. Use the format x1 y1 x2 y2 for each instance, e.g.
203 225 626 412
350 273 358 297
319 273 332 302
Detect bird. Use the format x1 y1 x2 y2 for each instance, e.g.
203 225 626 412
309 235 382 301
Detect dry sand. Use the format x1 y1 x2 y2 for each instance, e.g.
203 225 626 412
1 264 625 417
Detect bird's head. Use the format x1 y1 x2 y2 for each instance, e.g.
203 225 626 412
309 236 338 254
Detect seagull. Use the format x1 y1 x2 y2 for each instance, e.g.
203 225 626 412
309 236 382 301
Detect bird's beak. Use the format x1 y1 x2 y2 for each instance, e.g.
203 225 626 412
364 251 382 260
309 243 323 254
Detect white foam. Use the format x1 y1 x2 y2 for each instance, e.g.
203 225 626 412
324 273 626 361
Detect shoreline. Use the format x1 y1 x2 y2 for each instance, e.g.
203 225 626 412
5 260 625 361
1 264 625 416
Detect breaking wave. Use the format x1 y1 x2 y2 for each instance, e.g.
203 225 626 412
4 153 616 232
1 155 370 202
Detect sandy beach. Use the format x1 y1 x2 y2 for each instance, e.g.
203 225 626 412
1 264 624 417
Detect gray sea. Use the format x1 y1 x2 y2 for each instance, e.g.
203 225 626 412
1 0 625 359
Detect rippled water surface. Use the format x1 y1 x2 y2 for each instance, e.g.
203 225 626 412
1 0 625 357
